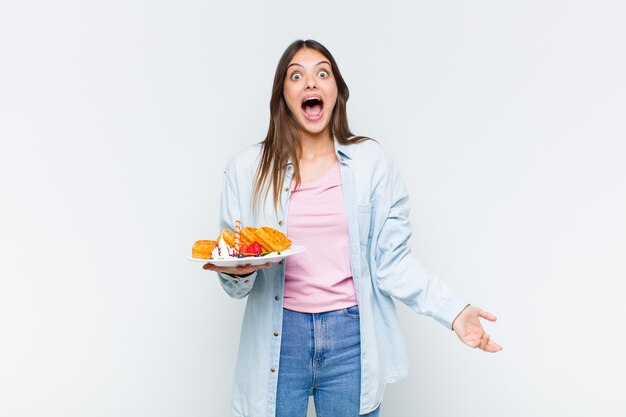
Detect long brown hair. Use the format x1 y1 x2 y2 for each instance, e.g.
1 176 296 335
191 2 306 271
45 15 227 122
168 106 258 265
253 39 370 212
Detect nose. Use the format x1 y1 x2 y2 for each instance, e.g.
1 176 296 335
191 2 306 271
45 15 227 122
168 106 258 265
305 77 317 90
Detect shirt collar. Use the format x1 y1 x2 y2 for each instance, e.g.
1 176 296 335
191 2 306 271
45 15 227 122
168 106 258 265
334 136 354 162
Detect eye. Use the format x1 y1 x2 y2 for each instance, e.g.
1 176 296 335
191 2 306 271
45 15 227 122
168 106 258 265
319 70 330 78
290 72 302 81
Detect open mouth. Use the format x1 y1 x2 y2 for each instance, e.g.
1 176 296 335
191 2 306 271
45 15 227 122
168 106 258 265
301 96 324 121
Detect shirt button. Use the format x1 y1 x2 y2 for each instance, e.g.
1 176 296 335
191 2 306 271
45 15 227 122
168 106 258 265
274 331 279 337
278 220 284 226
275 295 281 301
284 186 289 193
287 165 294 173
271 367 277 373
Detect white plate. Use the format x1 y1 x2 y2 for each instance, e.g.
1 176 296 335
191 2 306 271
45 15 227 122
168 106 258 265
188 245 306 267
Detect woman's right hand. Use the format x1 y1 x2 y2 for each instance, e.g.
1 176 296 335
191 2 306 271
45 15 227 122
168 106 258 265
202 262 272 277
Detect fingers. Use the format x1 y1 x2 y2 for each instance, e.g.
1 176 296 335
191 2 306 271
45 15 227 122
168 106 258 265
479 333 490 350
203 263 220 272
478 308 497 322
234 263 272 275
202 262 272 275
477 332 502 352
484 339 503 353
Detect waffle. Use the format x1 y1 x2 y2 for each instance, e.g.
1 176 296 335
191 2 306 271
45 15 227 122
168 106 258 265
240 227 257 246
192 240 217 259
218 229 237 248
254 227 292 252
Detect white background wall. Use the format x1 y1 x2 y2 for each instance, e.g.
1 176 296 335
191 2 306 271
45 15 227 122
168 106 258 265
1 1 625 416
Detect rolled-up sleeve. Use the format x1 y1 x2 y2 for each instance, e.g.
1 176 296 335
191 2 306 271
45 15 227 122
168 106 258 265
218 271 257 299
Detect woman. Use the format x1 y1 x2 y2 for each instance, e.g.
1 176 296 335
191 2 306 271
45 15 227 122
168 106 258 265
203 39 502 417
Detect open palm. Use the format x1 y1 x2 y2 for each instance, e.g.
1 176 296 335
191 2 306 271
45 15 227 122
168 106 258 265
452 305 502 352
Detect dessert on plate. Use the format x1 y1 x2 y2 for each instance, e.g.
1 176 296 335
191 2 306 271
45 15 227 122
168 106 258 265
191 221 291 260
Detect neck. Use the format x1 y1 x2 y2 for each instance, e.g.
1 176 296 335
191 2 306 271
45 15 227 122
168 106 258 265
298 129 334 160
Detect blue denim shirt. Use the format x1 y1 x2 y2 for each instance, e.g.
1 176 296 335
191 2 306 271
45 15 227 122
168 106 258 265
217 138 467 417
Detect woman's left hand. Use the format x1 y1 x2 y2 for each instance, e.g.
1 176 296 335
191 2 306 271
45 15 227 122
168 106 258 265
452 305 502 353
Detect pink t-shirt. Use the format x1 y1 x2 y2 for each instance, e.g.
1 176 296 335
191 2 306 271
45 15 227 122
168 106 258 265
283 161 357 313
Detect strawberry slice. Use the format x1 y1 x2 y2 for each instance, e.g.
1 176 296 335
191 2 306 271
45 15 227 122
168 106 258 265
249 241 262 255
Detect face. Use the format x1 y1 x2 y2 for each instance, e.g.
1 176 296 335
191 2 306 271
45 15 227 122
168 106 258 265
283 47 338 137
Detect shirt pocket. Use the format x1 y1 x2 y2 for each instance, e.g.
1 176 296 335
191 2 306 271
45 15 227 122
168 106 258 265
357 202 374 246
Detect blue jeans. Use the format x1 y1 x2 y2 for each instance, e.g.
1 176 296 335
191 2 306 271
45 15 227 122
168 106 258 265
276 306 380 417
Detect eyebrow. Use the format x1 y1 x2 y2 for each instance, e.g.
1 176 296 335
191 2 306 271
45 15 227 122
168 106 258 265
287 60 331 69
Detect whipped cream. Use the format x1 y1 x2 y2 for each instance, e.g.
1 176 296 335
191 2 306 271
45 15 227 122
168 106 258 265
211 236 237 259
